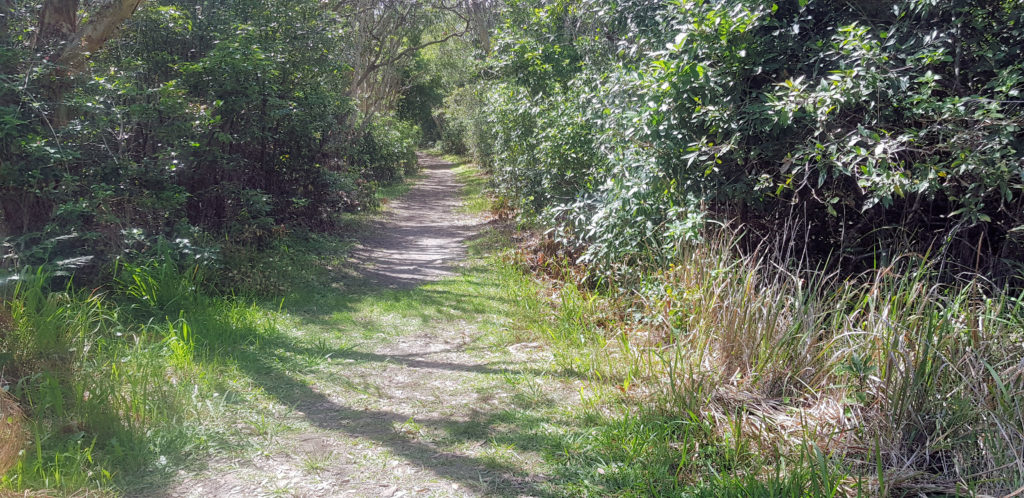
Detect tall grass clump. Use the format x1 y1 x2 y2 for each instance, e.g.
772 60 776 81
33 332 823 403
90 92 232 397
617 237 1024 495
0 270 194 491
0 258 288 494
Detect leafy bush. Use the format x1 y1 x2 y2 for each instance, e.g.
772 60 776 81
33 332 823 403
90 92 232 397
0 0 425 272
485 0 1024 280
480 1 1024 492
439 116 469 155
438 84 494 164
350 117 422 184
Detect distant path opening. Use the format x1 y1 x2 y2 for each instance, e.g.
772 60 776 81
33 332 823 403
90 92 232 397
350 153 482 288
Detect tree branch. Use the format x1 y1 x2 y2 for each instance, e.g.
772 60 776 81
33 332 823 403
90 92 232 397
56 0 146 70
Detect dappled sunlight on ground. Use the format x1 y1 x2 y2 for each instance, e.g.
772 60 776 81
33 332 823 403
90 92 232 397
162 156 584 498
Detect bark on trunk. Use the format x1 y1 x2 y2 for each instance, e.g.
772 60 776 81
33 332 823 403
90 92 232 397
36 0 78 49
468 1 492 55
56 0 146 70
0 191 55 236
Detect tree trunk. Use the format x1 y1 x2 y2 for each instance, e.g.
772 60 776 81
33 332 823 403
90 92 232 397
0 0 14 36
36 0 78 49
36 0 79 127
0 0 145 235
468 1 492 54
35 0 145 126
56 0 146 70
0 192 54 236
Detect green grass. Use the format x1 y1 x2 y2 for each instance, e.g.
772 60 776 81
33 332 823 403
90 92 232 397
0 159 552 495
376 173 421 201
494 234 1024 495
440 157 1023 496
5 155 1018 496
0 268 265 492
0 174 455 494
299 451 335 474
453 159 493 215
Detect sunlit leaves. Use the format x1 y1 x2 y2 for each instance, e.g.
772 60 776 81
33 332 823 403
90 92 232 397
480 0 1024 275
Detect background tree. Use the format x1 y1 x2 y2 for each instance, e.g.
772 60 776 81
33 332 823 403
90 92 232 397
336 0 472 115
0 0 428 273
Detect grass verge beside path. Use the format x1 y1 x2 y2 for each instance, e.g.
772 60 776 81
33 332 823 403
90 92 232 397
0 155 624 496
446 159 854 497
0 166 468 495
450 158 1024 496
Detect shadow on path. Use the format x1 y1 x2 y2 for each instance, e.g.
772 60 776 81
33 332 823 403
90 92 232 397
234 348 554 497
156 155 577 497
349 154 479 289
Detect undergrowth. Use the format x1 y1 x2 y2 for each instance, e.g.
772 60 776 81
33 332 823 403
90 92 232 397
526 241 1024 495
0 192 407 494
3 154 1021 496
457 156 1024 496
0 260 294 492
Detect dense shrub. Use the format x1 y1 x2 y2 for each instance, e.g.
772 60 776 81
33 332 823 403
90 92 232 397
483 0 1024 281
441 83 495 167
350 117 422 184
474 1 1024 492
397 56 445 144
0 0 421 271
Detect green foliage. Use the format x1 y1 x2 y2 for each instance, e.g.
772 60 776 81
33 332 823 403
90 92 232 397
397 56 445 143
483 0 1024 279
0 0 422 272
0 251 312 494
350 117 422 184
0 1 433 493
401 17 489 157
460 1 1024 492
439 83 494 163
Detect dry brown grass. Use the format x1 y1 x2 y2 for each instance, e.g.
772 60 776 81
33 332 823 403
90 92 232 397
0 491 57 498
528 231 1024 493
0 389 25 475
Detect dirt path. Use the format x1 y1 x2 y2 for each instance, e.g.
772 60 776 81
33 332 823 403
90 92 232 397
350 154 480 288
164 155 571 498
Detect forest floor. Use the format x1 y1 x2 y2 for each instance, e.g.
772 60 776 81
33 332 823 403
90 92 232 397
162 155 583 497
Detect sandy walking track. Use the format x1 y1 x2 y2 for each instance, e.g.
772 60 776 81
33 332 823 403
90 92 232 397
350 154 481 288
164 155 557 498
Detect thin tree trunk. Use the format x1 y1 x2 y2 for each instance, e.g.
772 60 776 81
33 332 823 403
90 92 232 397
468 1 492 54
0 0 14 36
36 0 78 127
